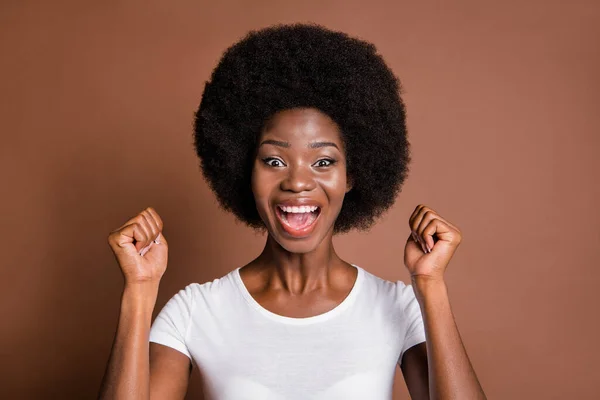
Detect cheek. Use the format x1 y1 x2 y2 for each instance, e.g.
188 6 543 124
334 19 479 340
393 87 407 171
250 168 265 202
320 169 348 203
251 165 274 210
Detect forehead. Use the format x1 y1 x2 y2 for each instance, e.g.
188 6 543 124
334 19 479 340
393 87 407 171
260 108 342 144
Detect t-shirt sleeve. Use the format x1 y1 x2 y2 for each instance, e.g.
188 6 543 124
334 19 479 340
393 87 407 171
149 284 196 363
397 282 427 366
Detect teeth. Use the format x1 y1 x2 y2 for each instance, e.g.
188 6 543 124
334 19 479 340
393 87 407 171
279 205 319 213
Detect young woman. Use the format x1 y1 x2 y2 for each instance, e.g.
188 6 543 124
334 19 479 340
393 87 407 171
99 23 486 400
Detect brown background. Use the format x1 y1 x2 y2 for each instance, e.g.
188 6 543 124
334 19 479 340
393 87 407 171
1 0 599 399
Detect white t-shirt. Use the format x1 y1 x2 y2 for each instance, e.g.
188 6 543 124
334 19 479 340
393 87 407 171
149 265 426 400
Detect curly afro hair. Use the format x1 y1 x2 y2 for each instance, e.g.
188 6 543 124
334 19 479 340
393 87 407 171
193 23 411 233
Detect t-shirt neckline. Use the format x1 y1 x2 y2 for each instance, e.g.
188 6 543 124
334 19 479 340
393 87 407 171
232 264 364 325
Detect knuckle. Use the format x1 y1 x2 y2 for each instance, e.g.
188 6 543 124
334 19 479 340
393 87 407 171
132 222 145 235
136 215 148 225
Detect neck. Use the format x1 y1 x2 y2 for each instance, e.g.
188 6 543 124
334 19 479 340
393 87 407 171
254 233 344 295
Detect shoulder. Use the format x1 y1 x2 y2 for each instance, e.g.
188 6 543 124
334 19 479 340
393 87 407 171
354 266 423 342
165 269 240 312
355 266 421 325
358 266 415 306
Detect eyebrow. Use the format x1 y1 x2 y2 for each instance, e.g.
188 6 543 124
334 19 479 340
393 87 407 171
259 140 339 150
259 139 290 148
308 141 339 150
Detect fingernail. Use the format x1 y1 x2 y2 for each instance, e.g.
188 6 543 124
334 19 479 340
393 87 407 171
140 243 151 256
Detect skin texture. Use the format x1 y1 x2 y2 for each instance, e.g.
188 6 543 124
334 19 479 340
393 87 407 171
403 205 487 398
240 108 357 318
98 108 486 399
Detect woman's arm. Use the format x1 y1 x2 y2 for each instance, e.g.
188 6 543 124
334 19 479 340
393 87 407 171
99 207 190 399
410 277 486 400
403 204 487 399
97 283 191 400
97 283 157 399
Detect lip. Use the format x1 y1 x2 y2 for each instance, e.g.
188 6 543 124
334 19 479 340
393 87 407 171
276 198 323 208
274 199 322 238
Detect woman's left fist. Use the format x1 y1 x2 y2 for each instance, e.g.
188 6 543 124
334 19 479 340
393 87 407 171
404 204 462 281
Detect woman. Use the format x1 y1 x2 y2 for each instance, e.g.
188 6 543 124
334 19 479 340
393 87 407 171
99 24 486 399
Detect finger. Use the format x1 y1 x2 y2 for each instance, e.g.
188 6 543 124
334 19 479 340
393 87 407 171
415 209 436 249
424 218 456 248
139 207 166 254
409 204 431 235
412 229 427 254
408 205 424 252
411 205 460 253
134 215 154 251
411 229 427 254
410 205 430 253
138 215 156 256
421 213 460 251
408 204 426 229
140 241 153 256
426 213 459 234
140 232 166 257
113 206 158 231
112 222 148 252
424 222 436 252
145 207 164 233
414 205 460 234
142 209 158 232
144 208 163 244
409 230 424 252
140 211 158 247
113 211 145 233
413 230 427 254
422 218 442 251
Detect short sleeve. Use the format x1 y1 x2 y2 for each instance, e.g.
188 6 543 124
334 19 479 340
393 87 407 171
149 284 196 363
397 282 427 365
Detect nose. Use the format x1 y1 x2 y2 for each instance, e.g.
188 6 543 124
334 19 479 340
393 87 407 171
280 164 316 193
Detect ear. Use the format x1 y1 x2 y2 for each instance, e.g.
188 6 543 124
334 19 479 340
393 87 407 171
345 176 353 193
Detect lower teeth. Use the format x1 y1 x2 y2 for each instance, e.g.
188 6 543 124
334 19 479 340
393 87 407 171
282 210 318 229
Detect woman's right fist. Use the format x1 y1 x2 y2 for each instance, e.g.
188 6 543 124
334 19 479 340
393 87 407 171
107 207 168 284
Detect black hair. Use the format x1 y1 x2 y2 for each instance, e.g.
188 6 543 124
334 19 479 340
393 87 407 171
194 23 411 233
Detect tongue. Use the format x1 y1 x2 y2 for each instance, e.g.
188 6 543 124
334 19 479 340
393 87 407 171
286 212 315 229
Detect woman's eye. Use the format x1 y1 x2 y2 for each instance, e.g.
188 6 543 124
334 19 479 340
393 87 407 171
263 158 284 167
314 159 335 167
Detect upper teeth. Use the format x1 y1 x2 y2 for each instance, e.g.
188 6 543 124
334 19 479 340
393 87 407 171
279 205 319 213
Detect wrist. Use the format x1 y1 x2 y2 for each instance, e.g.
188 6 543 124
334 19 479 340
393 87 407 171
411 275 447 301
122 281 160 310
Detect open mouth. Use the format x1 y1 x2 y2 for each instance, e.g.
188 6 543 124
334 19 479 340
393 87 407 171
275 205 321 237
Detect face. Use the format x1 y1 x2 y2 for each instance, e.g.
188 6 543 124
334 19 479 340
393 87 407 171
251 107 352 253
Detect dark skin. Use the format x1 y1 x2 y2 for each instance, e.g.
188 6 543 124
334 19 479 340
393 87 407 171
151 107 429 398
100 106 485 399
239 107 429 395
240 107 357 318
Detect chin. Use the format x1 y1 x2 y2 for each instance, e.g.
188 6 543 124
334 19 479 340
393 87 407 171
273 235 323 254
